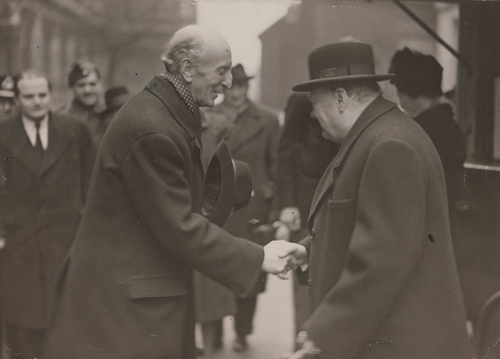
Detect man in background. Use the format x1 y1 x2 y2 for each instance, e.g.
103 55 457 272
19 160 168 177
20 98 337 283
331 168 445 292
59 61 106 147
389 48 466 222
212 64 280 352
0 69 94 359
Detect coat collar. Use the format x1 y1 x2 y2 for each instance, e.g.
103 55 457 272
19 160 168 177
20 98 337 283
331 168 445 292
333 95 396 169
3 112 72 177
145 75 201 143
307 96 397 227
223 102 266 153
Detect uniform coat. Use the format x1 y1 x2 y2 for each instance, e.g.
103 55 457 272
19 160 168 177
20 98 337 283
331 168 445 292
0 113 94 329
43 76 264 359
299 96 471 358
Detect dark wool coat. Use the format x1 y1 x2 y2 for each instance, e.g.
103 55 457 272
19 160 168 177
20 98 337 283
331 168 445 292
43 76 264 359
299 96 472 359
220 101 280 296
0 113 94 329
412 103 466 212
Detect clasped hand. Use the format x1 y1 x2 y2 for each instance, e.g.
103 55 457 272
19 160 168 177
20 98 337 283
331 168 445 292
261 240 307 279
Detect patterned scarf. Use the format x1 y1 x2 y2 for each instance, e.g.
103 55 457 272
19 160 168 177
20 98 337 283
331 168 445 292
159 70 202 135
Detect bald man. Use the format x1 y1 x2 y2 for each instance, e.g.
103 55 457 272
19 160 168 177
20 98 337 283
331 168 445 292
43 25 301 359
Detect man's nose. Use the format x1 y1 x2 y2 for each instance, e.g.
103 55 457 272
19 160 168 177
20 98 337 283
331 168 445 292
222 73 232 88
33 96 41 105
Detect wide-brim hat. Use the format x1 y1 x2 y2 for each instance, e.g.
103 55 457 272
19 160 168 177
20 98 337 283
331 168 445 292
231 64 253 83
201 141 252 227
293 42 395 92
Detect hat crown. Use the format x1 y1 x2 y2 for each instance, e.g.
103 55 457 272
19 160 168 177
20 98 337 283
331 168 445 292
231 64 253 83
308 42 375 80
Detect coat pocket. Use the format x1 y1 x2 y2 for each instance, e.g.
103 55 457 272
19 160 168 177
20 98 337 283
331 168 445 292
327 198 354 210
125 277 188 299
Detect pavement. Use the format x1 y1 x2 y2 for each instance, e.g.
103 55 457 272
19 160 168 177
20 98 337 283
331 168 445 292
197 274 296 359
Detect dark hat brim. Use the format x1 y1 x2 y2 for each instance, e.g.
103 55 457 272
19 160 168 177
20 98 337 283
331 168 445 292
292 73 395 92
232 76 254 83
201 141 253 227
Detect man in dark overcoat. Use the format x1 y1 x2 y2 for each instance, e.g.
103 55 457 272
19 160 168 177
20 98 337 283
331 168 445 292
211 64 280 352
43 25 301 359
287 42 472 358
0 69 95 359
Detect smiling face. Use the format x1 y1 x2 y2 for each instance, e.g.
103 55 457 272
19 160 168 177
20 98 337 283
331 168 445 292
72 71 101 107
16 76 51 122
189 42 232 108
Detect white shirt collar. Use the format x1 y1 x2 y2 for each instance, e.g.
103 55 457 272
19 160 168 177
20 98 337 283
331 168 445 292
21 114 49 150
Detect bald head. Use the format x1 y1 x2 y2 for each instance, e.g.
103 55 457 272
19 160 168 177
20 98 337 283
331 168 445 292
161 25 231 75
161 25 233 107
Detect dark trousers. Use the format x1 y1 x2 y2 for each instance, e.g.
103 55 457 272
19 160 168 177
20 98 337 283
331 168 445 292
200 320 223 350
5 322 44 359
234 296 257 338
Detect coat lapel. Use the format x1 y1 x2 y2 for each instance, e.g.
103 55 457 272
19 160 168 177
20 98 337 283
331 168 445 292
146 76 200 140
3 115 38 176
307 159 335 229
307 96 397 227
145 76 202 154
224 103 265 153
39 113 72 178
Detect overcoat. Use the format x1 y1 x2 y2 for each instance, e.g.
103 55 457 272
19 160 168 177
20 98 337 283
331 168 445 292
299 96 472 358
43 76 264 359
220 101 280 296
0 112 94 329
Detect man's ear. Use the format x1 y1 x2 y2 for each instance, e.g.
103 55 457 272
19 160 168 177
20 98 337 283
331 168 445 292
179 58 195 83
334 88 348 113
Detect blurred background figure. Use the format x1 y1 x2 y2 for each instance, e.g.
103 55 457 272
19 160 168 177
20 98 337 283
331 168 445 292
274 93 339 346
0 69 95 359
389 48 466 238
211 64 280 353
59 61 106 147
94 86 131 147
0 75 16 122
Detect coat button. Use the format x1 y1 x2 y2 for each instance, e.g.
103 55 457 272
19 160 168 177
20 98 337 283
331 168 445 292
310 228 315 240
307 278 312 290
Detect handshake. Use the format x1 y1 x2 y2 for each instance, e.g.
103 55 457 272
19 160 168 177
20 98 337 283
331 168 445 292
261 240 308 279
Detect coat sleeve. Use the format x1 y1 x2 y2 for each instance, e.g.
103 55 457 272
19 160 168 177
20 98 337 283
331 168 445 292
303 139 427 358
120 133 264 296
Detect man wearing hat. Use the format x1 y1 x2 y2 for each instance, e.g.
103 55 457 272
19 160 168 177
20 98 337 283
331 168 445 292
59 61 106 146
207 63 280 352
287 42 471 358
0 74 16 122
